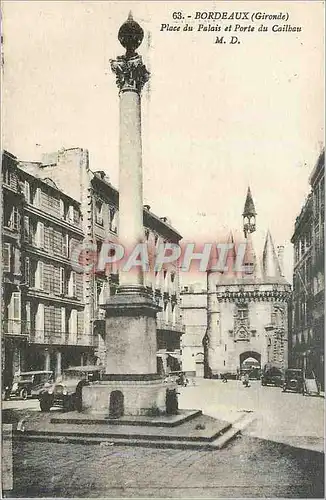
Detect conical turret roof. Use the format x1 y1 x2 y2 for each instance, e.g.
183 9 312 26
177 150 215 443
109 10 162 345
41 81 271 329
262 230 282 279
243 186 257 216
241 231 263 279
225 230 237 277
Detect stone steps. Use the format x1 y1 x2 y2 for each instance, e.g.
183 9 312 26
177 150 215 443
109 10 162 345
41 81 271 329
12 412 255 451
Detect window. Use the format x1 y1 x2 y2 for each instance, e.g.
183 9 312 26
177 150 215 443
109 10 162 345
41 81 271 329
25 258 30 285
62 234 69 257
67 206 74 223
33 187 41 206
238 307 248 320
11 292 21 320
36 262 44 290
13 248 20 274
3 167 10 185
61 307 66 335
73 208 80 224
68 309 78 343
59 268 65 295
95 200 103 225
244 262 254 275
48 227 54 254
24 216 30 243
110 209 118 232
35 303 44 342
24 180 31 203
3 243 11 272
10 207 20 230
25 302 31 333
36 222 45 248
69 271 77 297
59 199 65 219
29 260 36 288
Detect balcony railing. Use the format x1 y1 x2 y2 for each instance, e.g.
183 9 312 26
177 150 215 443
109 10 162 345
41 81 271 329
2 320 30 336
41 331 96 347
76 334 94 347
156 319 185 334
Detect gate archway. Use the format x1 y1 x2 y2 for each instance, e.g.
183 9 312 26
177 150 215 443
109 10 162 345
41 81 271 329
240 351 261 371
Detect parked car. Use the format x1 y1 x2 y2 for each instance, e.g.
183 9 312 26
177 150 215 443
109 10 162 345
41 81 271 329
261 364 283 387
282 368 304 394
38 365 104 412
240 368 261 380
303 370 320 396
4 371 53 400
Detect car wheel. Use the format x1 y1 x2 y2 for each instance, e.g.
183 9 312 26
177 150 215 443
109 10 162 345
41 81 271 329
63 398 73 412
40 398 51 412
20 388 28 400
74 394 82 412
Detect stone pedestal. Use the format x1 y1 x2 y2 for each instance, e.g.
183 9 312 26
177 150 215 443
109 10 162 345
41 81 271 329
82 377 167 416
104 288 159 375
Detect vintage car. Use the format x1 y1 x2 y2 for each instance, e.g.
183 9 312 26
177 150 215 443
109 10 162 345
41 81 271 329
4 371 54 400
261 364 283 387
38 365 104 412
282 368 304 394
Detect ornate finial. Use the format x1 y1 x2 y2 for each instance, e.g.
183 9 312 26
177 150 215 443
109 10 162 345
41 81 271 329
118 14 144 57
110 14 149 93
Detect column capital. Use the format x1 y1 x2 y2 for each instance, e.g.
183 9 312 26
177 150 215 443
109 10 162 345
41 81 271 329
110 54 150 94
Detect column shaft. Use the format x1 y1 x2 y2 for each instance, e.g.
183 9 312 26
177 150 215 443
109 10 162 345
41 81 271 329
44 350 51 372
56 351 62 377
118 89 144 288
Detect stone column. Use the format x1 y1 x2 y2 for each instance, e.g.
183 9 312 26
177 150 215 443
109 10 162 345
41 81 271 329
118 87 144 288
105 13 159 376
110 15 149 292
56 351 62 377
44 349 51 372
80 15 173 416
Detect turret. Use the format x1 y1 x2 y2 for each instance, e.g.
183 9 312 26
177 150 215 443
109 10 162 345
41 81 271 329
243 186 257 237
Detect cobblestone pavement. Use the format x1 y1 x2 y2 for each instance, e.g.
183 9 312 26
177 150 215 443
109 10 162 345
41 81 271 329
5 434 324 498
2 379 324 498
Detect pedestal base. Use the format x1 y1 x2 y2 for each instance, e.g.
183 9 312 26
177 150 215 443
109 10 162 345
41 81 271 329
82 378 169 416
104 286 160 375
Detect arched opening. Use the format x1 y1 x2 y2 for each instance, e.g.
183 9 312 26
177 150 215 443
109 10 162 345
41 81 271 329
195 352 204 378
240 351 261 379
109 390 124 418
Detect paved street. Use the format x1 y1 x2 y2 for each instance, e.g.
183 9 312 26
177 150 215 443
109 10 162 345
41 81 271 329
2 379 324 498
179 379 325 452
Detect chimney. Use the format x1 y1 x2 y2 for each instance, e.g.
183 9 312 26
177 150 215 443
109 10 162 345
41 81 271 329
277 245 285 277
143 204 151 211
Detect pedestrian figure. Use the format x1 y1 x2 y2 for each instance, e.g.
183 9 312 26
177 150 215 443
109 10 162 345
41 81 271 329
221 373 228 383
242 373 250 387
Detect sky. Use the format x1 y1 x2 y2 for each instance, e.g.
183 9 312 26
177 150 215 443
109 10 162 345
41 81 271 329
2 1 325 284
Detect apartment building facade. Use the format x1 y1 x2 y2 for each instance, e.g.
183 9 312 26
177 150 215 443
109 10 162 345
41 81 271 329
2 148 184 383
2 151 27 387
289 195 313 370
290 150 324 389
